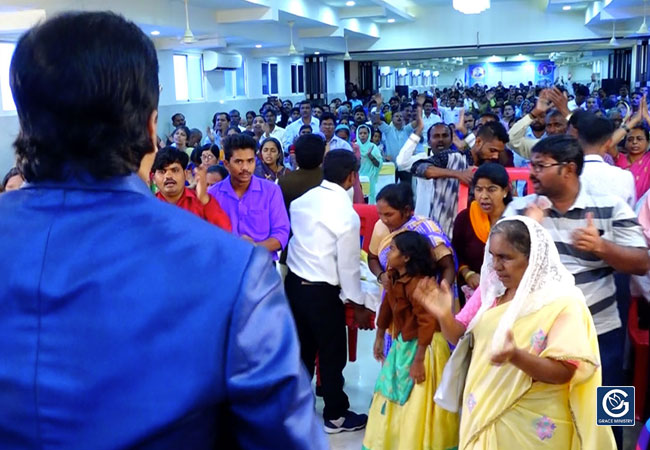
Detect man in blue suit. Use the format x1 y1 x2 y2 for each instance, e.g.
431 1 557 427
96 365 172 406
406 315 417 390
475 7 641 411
0 11 327 450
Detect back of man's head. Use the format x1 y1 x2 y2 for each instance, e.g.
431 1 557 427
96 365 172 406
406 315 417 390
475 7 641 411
576 113 614 147
319 112 337 125
11 12 159 182
223 133 258 161
323 150 359 185
475 121 509 144
152 147 189 172
294 134 325 170
531 135 584 176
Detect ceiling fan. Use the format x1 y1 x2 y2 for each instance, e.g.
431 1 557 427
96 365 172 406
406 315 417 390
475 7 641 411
178 0 224 47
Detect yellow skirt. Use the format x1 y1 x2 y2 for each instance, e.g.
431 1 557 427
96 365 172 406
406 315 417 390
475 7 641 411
362 333 459 450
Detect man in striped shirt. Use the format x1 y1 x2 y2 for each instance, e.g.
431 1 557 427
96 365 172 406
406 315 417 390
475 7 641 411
504 135 649 389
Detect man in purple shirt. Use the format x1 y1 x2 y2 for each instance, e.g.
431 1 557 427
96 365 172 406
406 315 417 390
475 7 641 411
208 134 290 259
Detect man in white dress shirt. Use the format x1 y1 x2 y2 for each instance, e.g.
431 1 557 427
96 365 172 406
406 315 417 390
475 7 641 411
421 97 442 139
285 149 373 434
282 100 320 150
261 108 285 147
577 113 636 208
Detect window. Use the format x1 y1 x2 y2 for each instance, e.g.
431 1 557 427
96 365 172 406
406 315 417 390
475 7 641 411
173 53 204 101
0 43 16 111
291 64 304 94
262 62 278 95
224 60 246 98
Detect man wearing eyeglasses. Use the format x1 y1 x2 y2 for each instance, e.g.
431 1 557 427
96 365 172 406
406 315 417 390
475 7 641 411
504 134 650 448
153 147 232 231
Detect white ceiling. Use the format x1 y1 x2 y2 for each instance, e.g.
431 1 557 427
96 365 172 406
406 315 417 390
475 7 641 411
0 0 646 59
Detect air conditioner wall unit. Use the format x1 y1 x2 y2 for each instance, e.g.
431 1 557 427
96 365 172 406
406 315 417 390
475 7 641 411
203 51 242 71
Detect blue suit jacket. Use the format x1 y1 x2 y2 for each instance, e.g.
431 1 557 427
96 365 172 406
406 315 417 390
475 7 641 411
0 173 326 450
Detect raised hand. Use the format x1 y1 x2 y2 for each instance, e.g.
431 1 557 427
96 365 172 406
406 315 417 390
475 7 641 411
642 94 650 125
456 108 467 136
490 329 517 365
195 165 210 205
206 126 215 143
531 89 552 117
547 87 570 116
412 278 453 319
571 212 603 254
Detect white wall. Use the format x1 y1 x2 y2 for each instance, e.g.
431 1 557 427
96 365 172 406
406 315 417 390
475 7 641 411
0 114 19 175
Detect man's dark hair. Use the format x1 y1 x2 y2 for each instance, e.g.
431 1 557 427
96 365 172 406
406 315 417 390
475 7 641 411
294 134 325 170
531 135 584 176
171 113 184 122
423 97 434 106
479 112 499 122
152 147 189 172
319 112 337 125
577 113 614 146
427 122 452 141
546 109 565 120
352 106 365 114
290 107 300 116
11 11 159 181
476 121 509 144
299 100 312 108
223 133 258 161
212 112 231 127
323 150 359 184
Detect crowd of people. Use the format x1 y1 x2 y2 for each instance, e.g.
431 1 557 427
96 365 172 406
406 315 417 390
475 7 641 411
1 10 650 450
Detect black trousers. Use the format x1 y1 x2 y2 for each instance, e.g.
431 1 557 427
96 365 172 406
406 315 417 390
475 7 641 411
284 271 349 420
395 170 412 185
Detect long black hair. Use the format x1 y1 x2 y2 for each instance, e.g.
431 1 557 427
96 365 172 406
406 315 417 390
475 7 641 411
392 231 438 278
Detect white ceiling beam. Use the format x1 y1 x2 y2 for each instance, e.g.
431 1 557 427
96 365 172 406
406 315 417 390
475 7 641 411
368 0 415 21
338 6 386 19
215 6 276 23
297 26 342 38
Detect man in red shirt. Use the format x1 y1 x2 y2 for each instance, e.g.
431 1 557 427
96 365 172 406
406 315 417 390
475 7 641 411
153 147 231 231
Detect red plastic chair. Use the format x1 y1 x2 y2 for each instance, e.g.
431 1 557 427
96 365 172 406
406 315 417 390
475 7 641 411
457 167 532 214
629 297 649 421
353 203 380 254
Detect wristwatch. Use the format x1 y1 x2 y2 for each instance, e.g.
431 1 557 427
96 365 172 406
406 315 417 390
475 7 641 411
621 124 631 133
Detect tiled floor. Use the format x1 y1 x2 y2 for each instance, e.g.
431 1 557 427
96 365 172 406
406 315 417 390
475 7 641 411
312 329 646 450
313 329 380 450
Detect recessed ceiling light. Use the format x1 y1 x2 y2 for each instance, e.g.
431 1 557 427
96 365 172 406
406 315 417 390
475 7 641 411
255 44 262 48
346 1 356 6
150 30 160 36
315 51 320 55
387 18 395 23
562 5 571 10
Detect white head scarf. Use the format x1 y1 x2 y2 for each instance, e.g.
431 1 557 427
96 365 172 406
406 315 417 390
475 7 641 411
465 215 585 353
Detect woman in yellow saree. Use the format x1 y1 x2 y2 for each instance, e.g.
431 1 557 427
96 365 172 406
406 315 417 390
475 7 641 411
414 216 616 450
